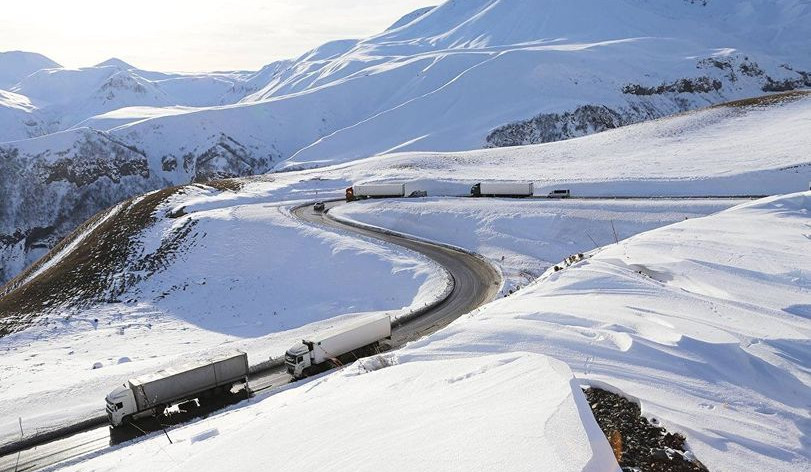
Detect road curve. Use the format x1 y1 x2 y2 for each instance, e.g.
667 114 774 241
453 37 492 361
0 199 500 472
293 200 501 347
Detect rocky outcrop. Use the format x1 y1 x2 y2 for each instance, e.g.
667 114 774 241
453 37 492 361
0 129 271 285
486 55 810 148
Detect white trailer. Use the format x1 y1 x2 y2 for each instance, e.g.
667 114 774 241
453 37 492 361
471 182 533 197
347 183 406 201
285 314 391 379
105 351 249 427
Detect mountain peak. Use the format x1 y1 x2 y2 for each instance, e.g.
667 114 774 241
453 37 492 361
95 57 136 70
0 50 61 90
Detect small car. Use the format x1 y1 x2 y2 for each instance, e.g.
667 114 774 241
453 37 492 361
313 201 326 212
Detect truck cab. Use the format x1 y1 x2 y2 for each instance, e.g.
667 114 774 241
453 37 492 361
285 344 312 379
105 385 137 427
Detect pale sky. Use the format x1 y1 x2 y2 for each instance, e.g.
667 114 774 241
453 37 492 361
0 1 432 72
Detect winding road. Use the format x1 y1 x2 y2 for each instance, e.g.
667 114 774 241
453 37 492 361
0 200 500 472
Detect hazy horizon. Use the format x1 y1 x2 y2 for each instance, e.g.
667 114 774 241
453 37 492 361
0 0 431 72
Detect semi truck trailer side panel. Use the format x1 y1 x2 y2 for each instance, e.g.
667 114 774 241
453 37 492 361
129 352 248 411
352 184 406 198
306 314 391 364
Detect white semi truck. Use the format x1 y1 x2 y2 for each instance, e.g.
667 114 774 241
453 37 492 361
105 351 249 427
346 183 406 201
285 314 391 379
470 182 534 197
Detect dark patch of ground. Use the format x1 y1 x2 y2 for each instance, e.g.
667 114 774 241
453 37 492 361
713 90 810 109
584 388 709 472
204 178 245 192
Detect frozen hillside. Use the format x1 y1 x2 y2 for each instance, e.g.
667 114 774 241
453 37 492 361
51 191 810 471
331 198 748 294
3 59 291 137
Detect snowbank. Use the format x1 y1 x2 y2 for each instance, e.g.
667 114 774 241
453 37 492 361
55 353 620 472
392 192 811 471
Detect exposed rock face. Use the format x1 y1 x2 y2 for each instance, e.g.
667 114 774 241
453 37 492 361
486 56 811 148
0 129 271 285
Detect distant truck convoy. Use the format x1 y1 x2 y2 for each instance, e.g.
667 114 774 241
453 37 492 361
105 352 249 427
470 182 534 198
346 183 406 202
285 314 391 380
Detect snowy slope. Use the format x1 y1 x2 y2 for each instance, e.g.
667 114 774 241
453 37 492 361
0 89 48 142
57 353 619 472
0 50 60 90
0 128 165 283
81 0 810 174
1 90 808 286
358 192 809 472
0 54 291 142
121 0 811 170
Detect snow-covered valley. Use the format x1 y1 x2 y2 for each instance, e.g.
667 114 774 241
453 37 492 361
1 1 810 471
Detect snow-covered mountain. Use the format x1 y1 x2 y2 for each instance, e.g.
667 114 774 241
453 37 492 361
0 51 61 90
1 90 808 470
1 0 810 284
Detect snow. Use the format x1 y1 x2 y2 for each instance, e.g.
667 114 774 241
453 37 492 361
3 0 811 288
0 189 449 444
331 198 747 294
1 77 808 448
54 352 620 472
0 1 809 469
385 192 810 472
0 50 60 90
41 192 810 472
285 93 811 197
3 0 810 166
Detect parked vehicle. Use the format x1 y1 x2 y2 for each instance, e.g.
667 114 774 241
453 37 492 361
547 189 571 198
285 314 391 380
105 352 249 427
346 183 406 202
470 182 533 197
408 190 428 198
313 201 326 212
